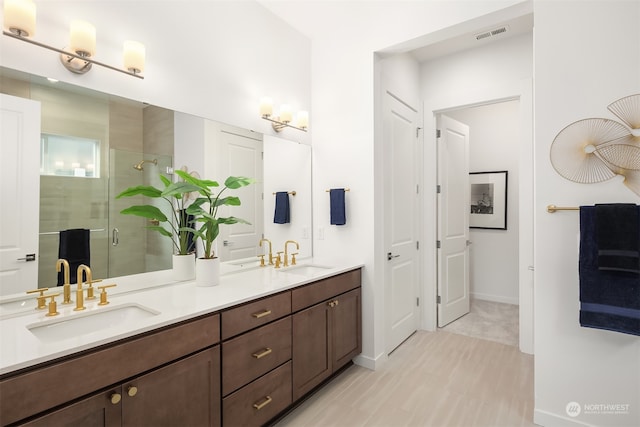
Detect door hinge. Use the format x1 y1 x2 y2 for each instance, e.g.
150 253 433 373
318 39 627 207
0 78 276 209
436 184 441 194
436 240 441 249
416 127 422 138
437 295 441 304
416 297 420 307
416 241 420 250
436 129 441 138
416 184 419 194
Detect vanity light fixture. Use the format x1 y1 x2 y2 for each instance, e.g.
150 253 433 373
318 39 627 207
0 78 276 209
260 97 308 132
3 0 145 79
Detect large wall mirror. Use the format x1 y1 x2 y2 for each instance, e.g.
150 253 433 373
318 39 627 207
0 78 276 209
0 67 312 290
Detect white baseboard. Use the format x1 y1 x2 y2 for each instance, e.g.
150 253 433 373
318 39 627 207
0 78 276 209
353 351 386 371
534 409 595 427
471 292 519 305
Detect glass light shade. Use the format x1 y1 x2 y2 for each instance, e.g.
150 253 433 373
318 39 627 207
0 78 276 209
280 104 292 123
4 0 36 37
297 111 309 128
69 20 96 56
123 40 145 73
260 97 273 117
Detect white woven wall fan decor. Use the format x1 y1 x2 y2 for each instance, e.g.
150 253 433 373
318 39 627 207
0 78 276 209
550 94 640 196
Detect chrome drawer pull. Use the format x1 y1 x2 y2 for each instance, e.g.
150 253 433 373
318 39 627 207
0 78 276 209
253 395 272 410
252 347 273 359
252 309 272 319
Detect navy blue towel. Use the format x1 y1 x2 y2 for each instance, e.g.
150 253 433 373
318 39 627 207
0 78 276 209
274 192 290 224
330 189 346 226
58 228 91 285
596 204 640 274
579 206 640 336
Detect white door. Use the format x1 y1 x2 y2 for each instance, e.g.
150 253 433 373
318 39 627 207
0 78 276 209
205 121 264 260
437 115 470 327
384 92 421 353
0 94 41 296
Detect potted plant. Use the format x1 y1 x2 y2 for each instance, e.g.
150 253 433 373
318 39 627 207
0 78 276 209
116 174 201 281
175 170 254 286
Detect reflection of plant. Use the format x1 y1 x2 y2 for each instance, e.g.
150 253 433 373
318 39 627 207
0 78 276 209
176 170 254 259
116 175 201 255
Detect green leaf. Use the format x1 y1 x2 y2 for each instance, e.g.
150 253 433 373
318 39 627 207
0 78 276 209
116 185 162 199
214 196 241 207
159 175 171 188
120 205 168 222
225 176 254 189
217 216 251 225
161 181 201 198
146 225 172 237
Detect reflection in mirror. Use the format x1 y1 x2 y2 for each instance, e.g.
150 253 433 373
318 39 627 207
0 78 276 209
0 66 312 292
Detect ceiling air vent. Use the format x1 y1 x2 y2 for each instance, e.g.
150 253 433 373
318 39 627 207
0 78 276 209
475 25 509 41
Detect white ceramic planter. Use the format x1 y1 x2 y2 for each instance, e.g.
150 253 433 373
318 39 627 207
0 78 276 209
172 254 195 282
195 257 220 287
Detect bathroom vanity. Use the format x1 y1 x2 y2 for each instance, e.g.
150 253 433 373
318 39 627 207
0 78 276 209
0 263 362 426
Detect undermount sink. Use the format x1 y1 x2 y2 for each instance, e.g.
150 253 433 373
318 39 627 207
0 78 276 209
26 303 160 343
281 264 333 276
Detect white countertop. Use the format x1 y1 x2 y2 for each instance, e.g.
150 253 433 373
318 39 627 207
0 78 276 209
0 259 363 376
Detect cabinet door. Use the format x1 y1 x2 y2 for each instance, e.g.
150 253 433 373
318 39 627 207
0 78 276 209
122 346 221 427
332 288 362 369
20 387 121 427
292 301 331 401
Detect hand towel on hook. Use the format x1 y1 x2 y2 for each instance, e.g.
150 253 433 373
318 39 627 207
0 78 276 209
330 188 346 226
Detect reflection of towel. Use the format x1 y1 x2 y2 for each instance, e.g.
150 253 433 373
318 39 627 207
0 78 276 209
330 189 346 226
579 206 640 336
596 204 640 274
274 192 290 224
58 229 90 285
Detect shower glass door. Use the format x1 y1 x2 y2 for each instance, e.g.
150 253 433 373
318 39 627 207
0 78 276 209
108 149 174 278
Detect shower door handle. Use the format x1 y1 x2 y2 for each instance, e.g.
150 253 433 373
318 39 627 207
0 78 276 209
112 228 119 246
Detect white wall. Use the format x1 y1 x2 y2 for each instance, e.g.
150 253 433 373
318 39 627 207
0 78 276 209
447 100 520 305
534 1 640 426
260 0 527 368
0 1 311 145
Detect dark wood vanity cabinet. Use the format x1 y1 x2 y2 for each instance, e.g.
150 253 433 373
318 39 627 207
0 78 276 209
1 268 362 427
291 275 362 401
0 314 221 427
20 347 220 427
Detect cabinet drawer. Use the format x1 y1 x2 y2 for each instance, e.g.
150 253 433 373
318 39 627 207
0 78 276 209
223 361 292 427
0 313 220 426
222 291 291 339
222 317 291 396
292 268 361 312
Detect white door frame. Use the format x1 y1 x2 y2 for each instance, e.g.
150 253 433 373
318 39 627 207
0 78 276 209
422 79 534 354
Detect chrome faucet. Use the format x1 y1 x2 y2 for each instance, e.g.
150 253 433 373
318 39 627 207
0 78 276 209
259 238 273 265
284 240 299 267
56 258 72 304
75 264 92 311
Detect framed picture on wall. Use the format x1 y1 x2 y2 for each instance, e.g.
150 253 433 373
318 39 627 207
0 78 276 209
469 170 508 230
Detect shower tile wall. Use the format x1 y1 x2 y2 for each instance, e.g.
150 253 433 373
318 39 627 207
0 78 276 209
37 84 110 287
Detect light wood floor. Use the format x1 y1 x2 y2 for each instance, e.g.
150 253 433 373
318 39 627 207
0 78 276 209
276 331 535 427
